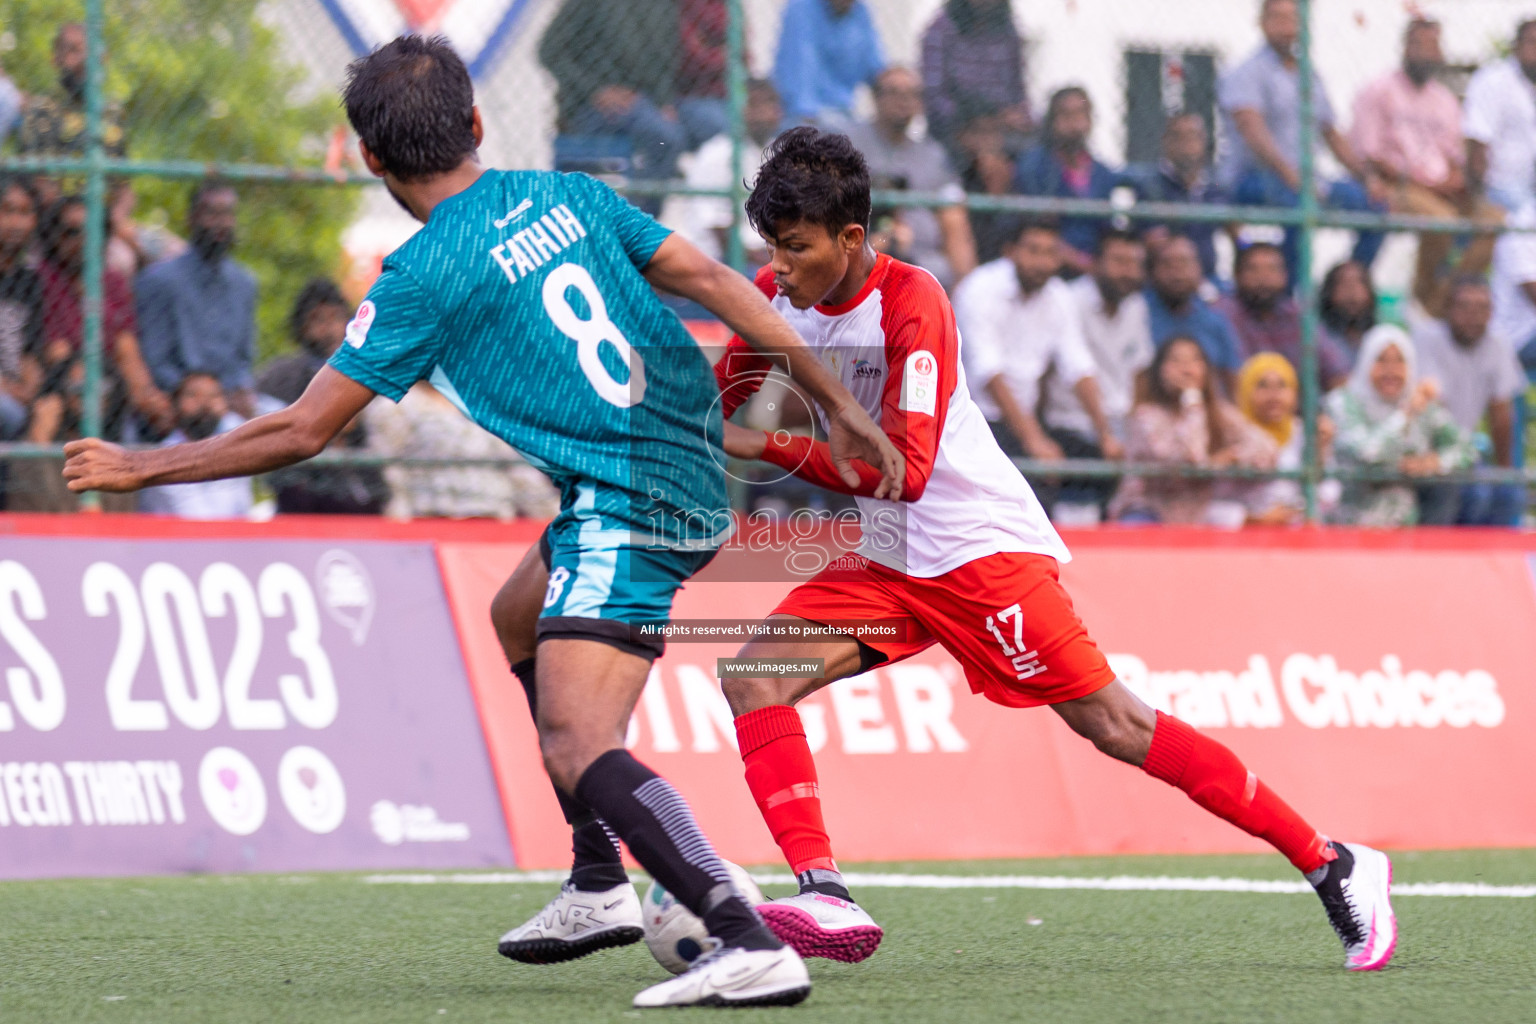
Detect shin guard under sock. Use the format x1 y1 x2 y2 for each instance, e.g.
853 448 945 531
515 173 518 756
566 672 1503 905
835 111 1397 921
512 658 626 891
575 749 778 950
734 705 838 877
1142 711 1332 873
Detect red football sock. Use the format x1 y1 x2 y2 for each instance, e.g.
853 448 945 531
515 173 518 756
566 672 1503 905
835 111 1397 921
1142 711 1333 874
735 705 837 875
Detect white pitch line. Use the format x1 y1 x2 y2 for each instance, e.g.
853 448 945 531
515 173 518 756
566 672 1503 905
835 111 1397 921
360 870 1536 898
364 870 572 885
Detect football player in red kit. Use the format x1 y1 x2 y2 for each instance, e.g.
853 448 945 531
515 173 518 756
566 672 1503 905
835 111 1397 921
713 127 1396 972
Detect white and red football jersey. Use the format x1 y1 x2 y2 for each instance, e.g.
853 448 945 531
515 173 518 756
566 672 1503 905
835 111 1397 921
715 254 1070 578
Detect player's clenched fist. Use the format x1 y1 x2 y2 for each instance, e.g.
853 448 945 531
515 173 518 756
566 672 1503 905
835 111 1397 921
62 437 144 493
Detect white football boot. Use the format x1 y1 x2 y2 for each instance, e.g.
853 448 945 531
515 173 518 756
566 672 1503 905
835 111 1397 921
632 945 810 1008
1310 841 1397 971
756 891 884 963
497 881 644 964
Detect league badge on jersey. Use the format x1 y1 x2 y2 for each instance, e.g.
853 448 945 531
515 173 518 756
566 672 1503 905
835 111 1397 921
345 300 376 349
901 351 939 416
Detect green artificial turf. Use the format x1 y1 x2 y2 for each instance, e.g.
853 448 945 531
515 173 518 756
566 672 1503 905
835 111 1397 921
1 850 1531 1023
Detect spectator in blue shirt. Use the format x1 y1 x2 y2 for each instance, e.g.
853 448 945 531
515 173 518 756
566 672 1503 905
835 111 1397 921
1132 112 1226 282
1145 235 1241 395
1013 86 1125 277
136 181 257 422
773 0 885 126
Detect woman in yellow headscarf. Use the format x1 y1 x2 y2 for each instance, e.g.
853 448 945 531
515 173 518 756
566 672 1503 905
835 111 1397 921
1234 353 1337 523
1236 353 1297 449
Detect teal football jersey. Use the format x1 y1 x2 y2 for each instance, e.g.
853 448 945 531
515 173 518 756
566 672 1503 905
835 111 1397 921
330 170 729 545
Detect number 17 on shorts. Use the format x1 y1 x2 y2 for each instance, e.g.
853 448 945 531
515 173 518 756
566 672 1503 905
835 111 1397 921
984 603 1046 681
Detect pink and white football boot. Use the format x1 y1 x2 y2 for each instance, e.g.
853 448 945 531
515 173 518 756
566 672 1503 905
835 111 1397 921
756 891 884 963
1310 841 1398 971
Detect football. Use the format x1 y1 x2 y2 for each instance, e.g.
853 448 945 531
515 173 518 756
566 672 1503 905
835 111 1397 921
641 861 765 974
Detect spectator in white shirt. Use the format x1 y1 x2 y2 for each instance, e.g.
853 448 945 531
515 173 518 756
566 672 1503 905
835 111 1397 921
1045 230 1151 449
138 372 252 519
1413 277 1527 526
955 216 1117 515
661 78 783 270
1463 20 1536 212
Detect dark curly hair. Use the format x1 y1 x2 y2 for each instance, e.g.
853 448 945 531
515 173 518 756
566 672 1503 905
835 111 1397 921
746 126 872 239
343 35 477 182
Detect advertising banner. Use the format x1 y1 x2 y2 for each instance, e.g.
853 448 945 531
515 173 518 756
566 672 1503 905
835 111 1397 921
0 536 511 879
440 531 1536 868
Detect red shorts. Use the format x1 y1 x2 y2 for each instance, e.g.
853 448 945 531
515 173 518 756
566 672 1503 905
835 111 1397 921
771 551 1115 708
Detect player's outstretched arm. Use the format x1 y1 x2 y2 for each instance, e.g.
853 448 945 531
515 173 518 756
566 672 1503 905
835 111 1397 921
642 234 905 499
63 366 376 494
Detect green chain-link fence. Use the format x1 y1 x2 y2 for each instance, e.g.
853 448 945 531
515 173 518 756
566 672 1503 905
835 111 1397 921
0 0 1531 523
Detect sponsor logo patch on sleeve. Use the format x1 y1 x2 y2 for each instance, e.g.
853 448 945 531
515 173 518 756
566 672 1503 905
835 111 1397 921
900 350 939 416
345 300 376 349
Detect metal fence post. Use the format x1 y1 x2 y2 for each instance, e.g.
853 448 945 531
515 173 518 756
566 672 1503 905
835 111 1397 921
725 0 748 274
1296 0 1321 522
81 0 107 510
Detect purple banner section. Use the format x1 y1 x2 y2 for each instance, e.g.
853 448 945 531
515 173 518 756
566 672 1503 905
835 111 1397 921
0 538 512 878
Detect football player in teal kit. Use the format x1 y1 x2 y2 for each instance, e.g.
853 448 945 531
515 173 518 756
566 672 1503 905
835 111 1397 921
62 35 901 1009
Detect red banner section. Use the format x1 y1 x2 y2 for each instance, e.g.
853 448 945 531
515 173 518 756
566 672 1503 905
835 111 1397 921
438 529 1536 868
5 515 1531 876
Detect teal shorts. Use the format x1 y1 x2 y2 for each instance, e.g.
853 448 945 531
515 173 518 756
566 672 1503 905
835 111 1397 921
535 522 718 661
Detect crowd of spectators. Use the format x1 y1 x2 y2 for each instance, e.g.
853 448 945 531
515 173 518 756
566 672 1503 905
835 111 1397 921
951 213 1520 526
650 0 1531 529
0 156 558 519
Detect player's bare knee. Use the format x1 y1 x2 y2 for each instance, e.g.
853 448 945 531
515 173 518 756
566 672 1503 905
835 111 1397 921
489 584 515 631
719 674 751 713
1091 709 1155 765
536 713 595 788
539 712 627 792
1090 727 1135 764
489 588 534 663
721 674 785 716
1058 701 1152 765
488 588 512 639
538 728 586 794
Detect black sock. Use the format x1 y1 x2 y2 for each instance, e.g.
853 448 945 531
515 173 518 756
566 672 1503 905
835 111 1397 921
575 749 779 951
512 658 627 891
564 810 629 892
797 868 853 902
